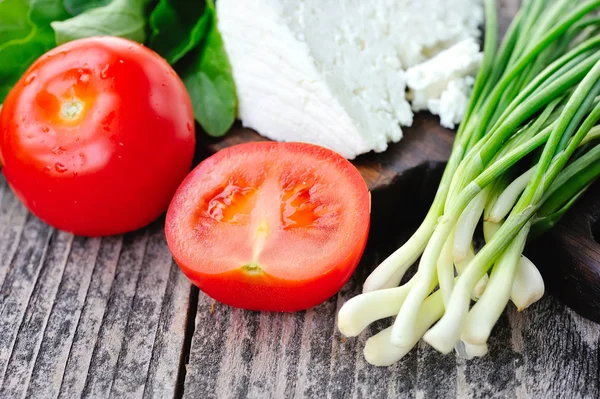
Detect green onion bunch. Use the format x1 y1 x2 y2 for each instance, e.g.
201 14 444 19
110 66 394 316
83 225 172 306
338 0 600 365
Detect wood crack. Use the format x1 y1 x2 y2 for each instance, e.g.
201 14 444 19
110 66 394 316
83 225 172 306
173 285 199 399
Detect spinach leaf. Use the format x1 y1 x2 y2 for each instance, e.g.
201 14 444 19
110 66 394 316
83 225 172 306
63 0 111 16
181 1 236 137
30 0 71 24
0 0 32 44
51 0 150 45
149 0 210 65
0 0 69 101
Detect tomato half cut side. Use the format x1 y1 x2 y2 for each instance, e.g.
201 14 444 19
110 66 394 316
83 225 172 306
165 142 371 312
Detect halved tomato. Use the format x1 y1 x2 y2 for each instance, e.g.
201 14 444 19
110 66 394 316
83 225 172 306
165 142 370 311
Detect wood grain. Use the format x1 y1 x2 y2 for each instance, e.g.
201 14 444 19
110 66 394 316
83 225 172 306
0 176 190 399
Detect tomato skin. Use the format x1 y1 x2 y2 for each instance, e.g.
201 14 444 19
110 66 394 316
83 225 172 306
177 234 368 312
0 37 195 236
166 142 370 312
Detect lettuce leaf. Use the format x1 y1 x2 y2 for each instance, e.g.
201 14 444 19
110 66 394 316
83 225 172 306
51 0 149 45
63 0 111 16
0 0 32 44
0 0 70 101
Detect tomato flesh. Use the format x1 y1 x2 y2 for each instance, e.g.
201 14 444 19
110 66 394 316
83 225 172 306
166 142 370 311
0 37 195 236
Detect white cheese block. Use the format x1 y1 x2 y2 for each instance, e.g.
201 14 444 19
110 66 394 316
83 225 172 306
217 0 483 159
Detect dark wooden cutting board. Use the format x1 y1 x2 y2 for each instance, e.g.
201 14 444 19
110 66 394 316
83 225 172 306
199 112 600 324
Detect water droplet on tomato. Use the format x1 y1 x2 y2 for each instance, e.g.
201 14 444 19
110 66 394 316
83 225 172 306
186 123 192 132
51 146 66 155
44 165 51 172
118 142 124 147
161 83 167 87
55 162 68 173
25 74 36 84
79 73 90 83
102 112 116 132
100 64 111 79
118 155 122 159
42 126 49 133
119 59 124 64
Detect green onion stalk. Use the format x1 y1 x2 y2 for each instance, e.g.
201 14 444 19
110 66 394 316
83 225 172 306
337 0 600 366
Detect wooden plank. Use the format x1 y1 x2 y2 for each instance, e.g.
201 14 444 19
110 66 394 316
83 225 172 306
509 297 599 398
455 310 520 398
0 177 191 398
0 214 54 384
184 292 233 397
28 236 111 399
0 230 75 398
0 178 29 295
109 224 188 398
53 235 122 398
143 261 192 399
184 270 599 399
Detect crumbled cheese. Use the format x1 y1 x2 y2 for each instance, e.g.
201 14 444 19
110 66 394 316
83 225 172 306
429 78 475 129
217 0 483 159
406 39 483 128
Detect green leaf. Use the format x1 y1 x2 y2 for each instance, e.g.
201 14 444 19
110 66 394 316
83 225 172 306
63 0 111 16
51 0 149 45
0 0 69 102
0 33 46 100
0 0 32 44
149 0 209 65
181 1 236 137
30 0 72 24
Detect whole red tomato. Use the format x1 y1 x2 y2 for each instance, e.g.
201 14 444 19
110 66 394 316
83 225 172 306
0 37 195 236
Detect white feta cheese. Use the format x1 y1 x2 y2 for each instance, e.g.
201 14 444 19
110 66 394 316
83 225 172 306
217 0 483 159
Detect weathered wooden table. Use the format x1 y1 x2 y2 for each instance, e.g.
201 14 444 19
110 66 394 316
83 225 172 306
2 158 599 399
2 1 599 398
